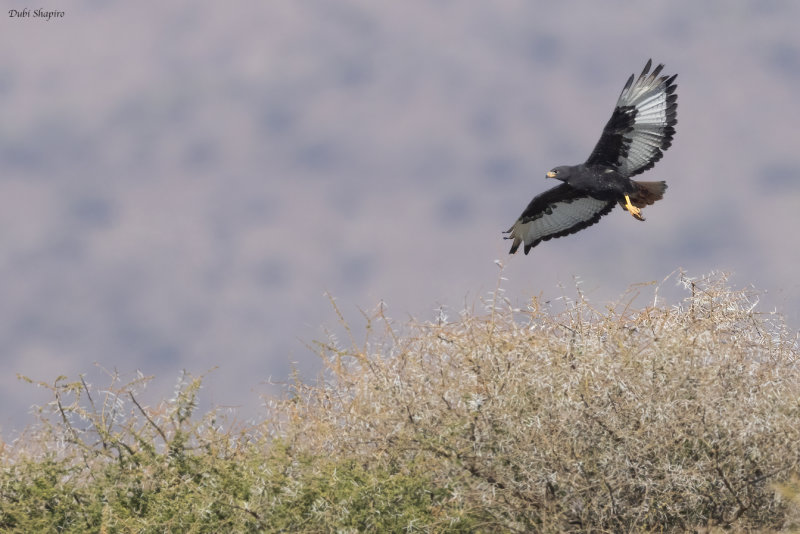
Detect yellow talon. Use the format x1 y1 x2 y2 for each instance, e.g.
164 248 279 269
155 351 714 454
624 195 644 221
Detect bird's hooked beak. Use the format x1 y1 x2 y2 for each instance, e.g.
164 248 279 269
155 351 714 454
546 171 557 179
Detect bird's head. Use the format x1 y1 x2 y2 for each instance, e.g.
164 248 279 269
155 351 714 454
545 166 573 183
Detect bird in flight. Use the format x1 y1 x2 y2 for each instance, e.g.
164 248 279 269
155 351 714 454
505 59 678 254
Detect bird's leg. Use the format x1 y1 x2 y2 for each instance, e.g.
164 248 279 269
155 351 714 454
623 195 644 221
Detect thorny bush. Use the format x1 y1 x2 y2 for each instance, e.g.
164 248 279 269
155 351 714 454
2 271 800 532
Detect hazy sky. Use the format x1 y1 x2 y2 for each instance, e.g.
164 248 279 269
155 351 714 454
2 1 799 433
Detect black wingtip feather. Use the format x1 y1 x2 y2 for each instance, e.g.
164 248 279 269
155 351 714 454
622 74 634 93
651 63 664 79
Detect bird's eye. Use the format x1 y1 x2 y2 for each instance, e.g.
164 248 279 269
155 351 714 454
551 169 558 175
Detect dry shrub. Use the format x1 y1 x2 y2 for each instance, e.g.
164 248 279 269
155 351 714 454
278 271 800 532
3 271 799 532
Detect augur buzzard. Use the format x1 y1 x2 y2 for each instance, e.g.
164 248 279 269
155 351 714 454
505 59 677 254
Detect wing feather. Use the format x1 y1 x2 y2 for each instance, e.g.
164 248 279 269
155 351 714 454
505 184 616 254
585 60 678 177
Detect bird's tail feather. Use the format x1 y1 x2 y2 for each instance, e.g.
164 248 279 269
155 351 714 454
629 180 667 207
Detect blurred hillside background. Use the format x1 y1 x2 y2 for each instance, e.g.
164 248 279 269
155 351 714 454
1 0 798 433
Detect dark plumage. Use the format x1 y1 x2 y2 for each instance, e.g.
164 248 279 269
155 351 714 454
505 59 677 254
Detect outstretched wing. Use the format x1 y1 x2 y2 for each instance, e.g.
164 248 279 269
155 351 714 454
504 183 616 254
585 59 678 178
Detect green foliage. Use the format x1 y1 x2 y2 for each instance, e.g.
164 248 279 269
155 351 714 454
0 374 465 533
2 272 800 532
